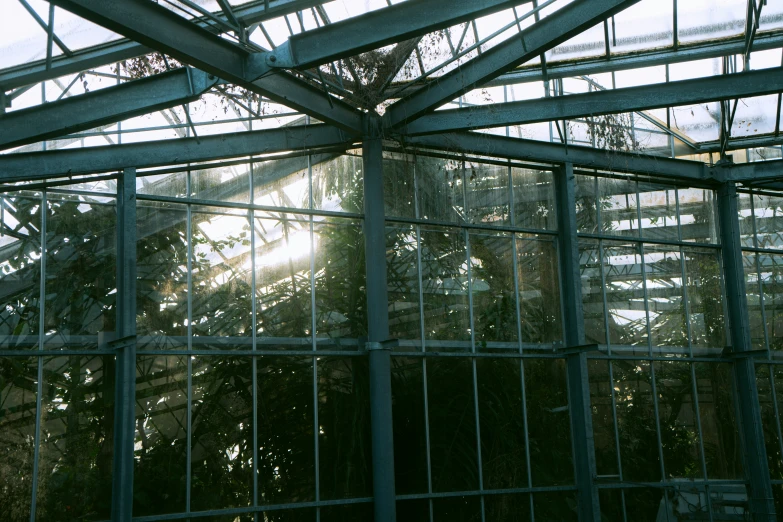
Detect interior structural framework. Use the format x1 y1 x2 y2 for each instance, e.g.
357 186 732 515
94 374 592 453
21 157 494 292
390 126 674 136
4 0 783 521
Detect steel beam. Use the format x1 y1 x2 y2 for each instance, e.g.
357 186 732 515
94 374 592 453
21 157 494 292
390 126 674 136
403 68 783 135
555 162 601 521
111 167 137 522
717 182 776 521
265 0 526 70
384 0 642 128
406 132 712 183
0 67 218 150
48 0 364 131
0 0 322 91
727 159 783 183
0 125 353 181
362 120 397 522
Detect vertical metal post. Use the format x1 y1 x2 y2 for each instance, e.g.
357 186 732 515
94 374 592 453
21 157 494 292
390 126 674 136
362 120 397 522
554 163 600 522
717 182 776 521
112 167 137 522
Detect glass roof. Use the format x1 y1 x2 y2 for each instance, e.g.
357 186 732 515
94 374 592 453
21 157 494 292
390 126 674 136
1 0 782 169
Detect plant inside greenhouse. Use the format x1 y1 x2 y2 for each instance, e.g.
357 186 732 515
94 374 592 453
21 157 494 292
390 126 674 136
2 1 783 521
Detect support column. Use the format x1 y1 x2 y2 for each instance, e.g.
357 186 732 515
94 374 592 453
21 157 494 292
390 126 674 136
362 125 397 522
111 167 137 522
718 182 776 521
554 163 601 522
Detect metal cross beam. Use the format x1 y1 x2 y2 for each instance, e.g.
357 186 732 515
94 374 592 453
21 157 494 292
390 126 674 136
0 67 218 150
0 124 353 181
264 0 528 70
406 132 712 183
384 0 642 128
47 0 364 131
402 67 783 135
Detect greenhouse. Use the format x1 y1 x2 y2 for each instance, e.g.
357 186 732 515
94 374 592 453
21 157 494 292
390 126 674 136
3 0 783 520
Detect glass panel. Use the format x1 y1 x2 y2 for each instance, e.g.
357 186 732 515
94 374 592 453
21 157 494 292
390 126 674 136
516 238 562 344
589 360 619 477
191 163 250 204
760 254 783 351
677 0 746 44
484 493 532 522
677 188 717 244
190 356 253 512
623 488 664 522
137 202 189 350
383 156 417 219
134 355 188 517
320 503 373 522
252 156 310 210
191 210 253 346
638 182 679 241
512 168 556 231
599 489 624 522
654 361 702 478
257 356 315 504
255 215 312 346
0 195 42 350
44 195 116 350
317 357 372 500
525 358 573 486
137 171 188 199
386 225 421 342
426 357 479 492
476 358 528 489
417 157 466 223
397 499 430 522
391 357 428 495
0 357 38 522
757 364 783 480
604 242 648 351
745 251 767 351
420 227 470 349
470 232 517 350
532 491 578 521
684 248 726 351
754 193 783 250
738 191 755 248
312 155 363 214
695 363 743 479
464 163 510 226
575 174 598 235
644 244 688 350
613 360 661 481
580 240 606 345
313 219 366 349
597 177 638 238
432 495 481 522
36 356 112 521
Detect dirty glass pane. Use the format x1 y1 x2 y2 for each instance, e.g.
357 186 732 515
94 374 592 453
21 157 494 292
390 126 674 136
517 238 562 344
470 232 517 349
512 168 556 231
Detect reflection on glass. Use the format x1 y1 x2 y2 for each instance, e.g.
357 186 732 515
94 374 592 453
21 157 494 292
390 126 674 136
255 216 312 345
257 356 315 504
745 251 767 351
420 227 470 347
417 157 466 223
192 211 253 345
612 360 661 482
386 225 421 342
695 363 743 479
45 195 116 350
191 163 250 204
678 188 718 244
313 219 366 348
525 359 573 486
134 356 188 517
589 360 619 477
190 357 253 512
684 248 726 350
317 357 372 500
759 254 783 351
754 193 783 250
391 358 428 495
137 202 189 349
0 195 41 350
580 240 606 345
0 357 38 522
312 155 363 213
512 168 556 231
383 155 417 219
654 361 701 478
603 242 648 350
643 245 687 350
470 232 517 348
253 156 310 210
575 174 598 235
464 163 510 226
517 238 562 344
426 357 479 492
37 356 112 521
638 182 678 241
476 359 528 489
598 177 638 238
